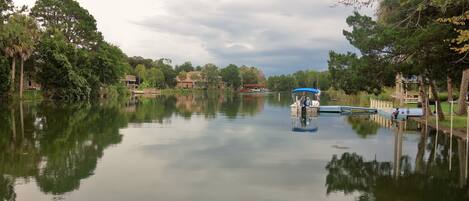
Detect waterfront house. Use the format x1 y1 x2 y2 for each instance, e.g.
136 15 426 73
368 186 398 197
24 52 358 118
122 75 138 89
24 73 41 90
240 83 265 93
176 71 225 89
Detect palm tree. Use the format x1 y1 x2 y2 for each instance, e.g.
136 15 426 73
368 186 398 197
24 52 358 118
17 15 40 99
2 13 40 98
2 13 21 94
3 46 17 93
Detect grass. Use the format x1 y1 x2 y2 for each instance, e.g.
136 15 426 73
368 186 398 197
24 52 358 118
418 101 468 130
326 88 468 130
14 90 44 101
159 88 202 95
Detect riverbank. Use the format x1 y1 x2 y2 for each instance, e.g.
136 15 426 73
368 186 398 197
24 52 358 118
411 117 468 140
406 102 468 130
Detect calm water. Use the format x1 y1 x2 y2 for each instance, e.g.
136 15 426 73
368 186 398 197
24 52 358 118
1 93 468 201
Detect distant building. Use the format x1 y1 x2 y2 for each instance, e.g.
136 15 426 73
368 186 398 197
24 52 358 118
122 75 138 89
243 84 265 90
240 83 265 93
24 73 41 90
176 71 224 89
176 71 200 89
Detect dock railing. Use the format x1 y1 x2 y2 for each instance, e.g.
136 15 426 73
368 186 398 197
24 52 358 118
370 98 394 112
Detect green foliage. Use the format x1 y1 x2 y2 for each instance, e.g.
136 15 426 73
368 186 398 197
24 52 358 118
268 70 331 92
91 42 130 85
31 0 102 49
293 70 331 89
0 0 13 22
329 51 392 95
21 90 44 100
438 11 469 55
1 13 40 97
9 14 40 60
267 74 297 91
177 71 187 80
240 66 260 84
36 31 91 100
201 63 220 88
134 64 146 83
175 61 194 73
346 116 379 138
220 64 241 89
144 68 165 88
100 84 130 98
154 58 176 88
128 56 153 68
0 55 9 96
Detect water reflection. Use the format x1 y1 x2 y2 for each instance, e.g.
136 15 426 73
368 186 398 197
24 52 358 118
291 116 318 133
0 93 267 199
326 121 469 201
0 93 468 200
346 115 380 138
0 101 127 195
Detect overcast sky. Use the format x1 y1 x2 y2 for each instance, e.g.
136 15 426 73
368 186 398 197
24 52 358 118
13 0 373 75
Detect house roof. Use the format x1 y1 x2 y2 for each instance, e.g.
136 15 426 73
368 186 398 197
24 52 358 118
176 71 202 83
124 75 136 82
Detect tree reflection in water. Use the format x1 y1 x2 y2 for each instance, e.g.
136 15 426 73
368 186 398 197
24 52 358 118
326 121 469 201
346 115 380 138
0 93 266 199
0 101 127 197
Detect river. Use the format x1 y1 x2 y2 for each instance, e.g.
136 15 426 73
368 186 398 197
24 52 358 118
0 92 468 201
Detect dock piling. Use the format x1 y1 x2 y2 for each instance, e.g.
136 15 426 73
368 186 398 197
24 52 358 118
466 106 469 179
434 101 439 161
449 101 453 171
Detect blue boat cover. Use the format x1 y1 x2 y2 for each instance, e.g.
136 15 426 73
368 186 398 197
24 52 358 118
292 88 321 94
292 127 319 133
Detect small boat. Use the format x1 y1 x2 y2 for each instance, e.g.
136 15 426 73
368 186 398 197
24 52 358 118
291 88 321 117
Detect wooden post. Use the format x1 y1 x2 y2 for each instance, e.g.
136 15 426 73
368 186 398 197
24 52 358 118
434 101 439 161
450 101 454 171
435 101 440 131
466 106 469 180
394 121 404 180
425 97 428 130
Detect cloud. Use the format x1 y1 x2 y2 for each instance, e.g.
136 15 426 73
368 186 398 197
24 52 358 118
134 0 371 75
13 0 373 75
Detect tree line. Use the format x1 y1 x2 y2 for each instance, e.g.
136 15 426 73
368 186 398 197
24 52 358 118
329 0 469 118
0 0 133 100
0 0 266 100
127 56 265 90
267 70 331 91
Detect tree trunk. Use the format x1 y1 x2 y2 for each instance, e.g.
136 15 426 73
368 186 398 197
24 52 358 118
19 58 24 99
419 76 430 117
430 79 445 120
20 101 24 138
10 107 16 141
10 57 16 93
415 126 427 173
457 68 469 115
447 75 453 102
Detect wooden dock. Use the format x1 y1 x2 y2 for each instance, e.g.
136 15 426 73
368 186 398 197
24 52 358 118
319 106 377 114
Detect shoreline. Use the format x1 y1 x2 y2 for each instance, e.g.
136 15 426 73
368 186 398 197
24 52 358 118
410 117 468 140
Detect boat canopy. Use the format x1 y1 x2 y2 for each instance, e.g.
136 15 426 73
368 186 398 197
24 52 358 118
292 127 318 133
292 88 321 94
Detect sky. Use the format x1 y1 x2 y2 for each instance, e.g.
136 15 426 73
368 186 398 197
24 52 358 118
13 0 374 75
